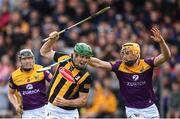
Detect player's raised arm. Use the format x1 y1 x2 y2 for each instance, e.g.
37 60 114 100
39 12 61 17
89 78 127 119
40 31 60 59
150 26 171 67
89 57 112 71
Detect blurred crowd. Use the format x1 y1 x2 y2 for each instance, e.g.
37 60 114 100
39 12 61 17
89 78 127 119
0 0 179 118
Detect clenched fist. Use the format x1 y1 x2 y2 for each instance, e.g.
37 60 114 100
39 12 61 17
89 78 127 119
49 31 60 41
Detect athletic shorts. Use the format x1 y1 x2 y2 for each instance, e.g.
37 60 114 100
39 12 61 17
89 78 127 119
45 102 79 119
22 105 46 119
125 104 160 118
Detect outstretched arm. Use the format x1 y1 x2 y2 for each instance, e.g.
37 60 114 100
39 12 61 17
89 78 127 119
40 31 60 59
89 57 112 71
150 26 171 67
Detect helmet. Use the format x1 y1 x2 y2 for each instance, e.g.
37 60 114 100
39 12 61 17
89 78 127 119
121 42 140 56
18 49 34 71
74 43 93 57
18 49 34 59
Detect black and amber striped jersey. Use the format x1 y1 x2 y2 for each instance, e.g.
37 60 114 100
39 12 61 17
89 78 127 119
48 52 92 110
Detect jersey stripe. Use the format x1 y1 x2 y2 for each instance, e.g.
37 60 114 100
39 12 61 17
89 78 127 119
77 72 90 84
48 62 71 100
63 68 80 98
49 78 66 103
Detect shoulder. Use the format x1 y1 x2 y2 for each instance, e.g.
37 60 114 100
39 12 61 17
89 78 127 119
143 57 155 67
34 64 43 69
12 68 22 79
111 60 122 71
54 51 70 62
111 60 122 65
79 70 92 82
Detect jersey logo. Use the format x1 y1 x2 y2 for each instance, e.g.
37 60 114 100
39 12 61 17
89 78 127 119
26 84 33 90
59 67 75 83
132 75 139 81
74 76 80 81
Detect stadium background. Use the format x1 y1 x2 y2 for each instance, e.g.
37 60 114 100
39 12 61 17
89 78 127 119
0 0 179 118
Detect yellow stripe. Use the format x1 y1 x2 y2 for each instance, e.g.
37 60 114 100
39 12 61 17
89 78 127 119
72 68 80 77
58 81 71 97
78 72 90 84
118 60 151 73
58 66 80 97
49 62 71 99
70 85 79 97
58 55 70 62
12 65 45 86
70 71 89 97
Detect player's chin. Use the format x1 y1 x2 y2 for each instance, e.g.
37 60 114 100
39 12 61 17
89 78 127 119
23 66 33 70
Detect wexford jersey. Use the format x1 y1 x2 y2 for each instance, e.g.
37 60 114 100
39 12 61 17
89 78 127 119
111 58 157 108
9 64 52 110
48 52 92 110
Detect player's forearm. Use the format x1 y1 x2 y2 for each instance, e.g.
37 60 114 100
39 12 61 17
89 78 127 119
40 39 55 57
90 57 112 70
8 93 18 108
159 38 171 60
40 31 59 58
89 57 101 67
64 97 87 107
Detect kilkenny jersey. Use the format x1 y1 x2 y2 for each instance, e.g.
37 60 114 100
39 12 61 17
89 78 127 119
48 52 92 110
9 64 52 110
111 58 157 108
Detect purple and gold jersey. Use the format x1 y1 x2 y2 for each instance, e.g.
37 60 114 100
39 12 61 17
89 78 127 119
9 64 52 110
111 58 157 108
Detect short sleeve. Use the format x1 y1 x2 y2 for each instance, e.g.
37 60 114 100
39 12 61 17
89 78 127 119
144 57 155 67
79 75 92 93
8 76 16 89
53 51 67 62
44 70 53 83
110 60 122 72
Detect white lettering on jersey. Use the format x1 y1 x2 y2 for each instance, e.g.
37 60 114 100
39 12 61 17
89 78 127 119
22 89 40 95
127 81 146 87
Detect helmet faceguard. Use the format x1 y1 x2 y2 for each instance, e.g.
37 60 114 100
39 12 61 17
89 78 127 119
18 49 35 71
73 43 93 69
121 43 140 66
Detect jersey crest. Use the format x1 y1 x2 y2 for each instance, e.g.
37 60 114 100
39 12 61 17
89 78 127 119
59 67 75 83
132 75 139 81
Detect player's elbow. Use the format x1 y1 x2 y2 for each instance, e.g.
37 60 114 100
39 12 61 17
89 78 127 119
40 48 51 58
167 50 171 59
40 47 46 57
164 50 171 61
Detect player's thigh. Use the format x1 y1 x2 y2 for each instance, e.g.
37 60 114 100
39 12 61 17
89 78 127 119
22 111 40 119
125 107 144 118
141 104 160 118
45 103 79 119
125 104 160 118
22 106 46 119
46 111 79 119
